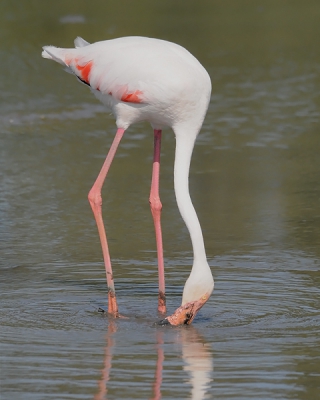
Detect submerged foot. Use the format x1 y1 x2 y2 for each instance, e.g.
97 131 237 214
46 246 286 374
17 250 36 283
97 290 128 319
158 291 166 314
97 307 129 319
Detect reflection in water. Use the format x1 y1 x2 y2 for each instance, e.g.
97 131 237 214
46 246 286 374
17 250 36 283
94 324 213 399
181 327 213 400
94 322 117 400
151 329 164 400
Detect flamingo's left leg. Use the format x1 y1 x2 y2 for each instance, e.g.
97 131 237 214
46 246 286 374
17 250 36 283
149 129 166 314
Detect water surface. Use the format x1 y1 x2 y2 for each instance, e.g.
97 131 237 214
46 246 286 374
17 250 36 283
1 1 320 399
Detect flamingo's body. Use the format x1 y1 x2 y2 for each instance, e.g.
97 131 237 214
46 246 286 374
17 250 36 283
42 36 214 325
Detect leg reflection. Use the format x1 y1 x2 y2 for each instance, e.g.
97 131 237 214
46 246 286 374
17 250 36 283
93 324 212 399
151 329 164 400
94 321 117 400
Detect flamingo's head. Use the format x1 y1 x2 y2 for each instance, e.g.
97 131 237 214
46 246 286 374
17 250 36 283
157 293 211 326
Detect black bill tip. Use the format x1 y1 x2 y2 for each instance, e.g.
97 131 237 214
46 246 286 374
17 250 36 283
156 318 171 326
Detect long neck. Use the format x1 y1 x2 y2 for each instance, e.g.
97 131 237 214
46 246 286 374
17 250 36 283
173 130 207 266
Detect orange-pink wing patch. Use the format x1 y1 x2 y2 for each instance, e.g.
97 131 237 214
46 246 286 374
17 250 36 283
121 90 143 104
75 61 93 84
67 58 144 101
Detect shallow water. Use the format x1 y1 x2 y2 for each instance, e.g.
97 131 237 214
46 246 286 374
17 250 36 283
1 1 320 399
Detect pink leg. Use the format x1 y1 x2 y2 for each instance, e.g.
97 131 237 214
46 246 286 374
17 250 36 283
88 128 125 316
149 129 166 314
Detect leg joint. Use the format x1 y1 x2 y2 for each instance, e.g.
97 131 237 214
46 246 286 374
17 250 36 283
149 196 162 212
88 188 102 208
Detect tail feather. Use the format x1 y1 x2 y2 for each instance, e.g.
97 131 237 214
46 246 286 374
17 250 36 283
42 37 90 65
42 38 91 77
41 46 69 66
74 36 90 48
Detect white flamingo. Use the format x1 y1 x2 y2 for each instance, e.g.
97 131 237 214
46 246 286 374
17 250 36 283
42 36 214 325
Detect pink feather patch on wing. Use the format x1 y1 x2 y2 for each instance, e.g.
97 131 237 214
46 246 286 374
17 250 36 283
76 61 93 84
121 90 143 103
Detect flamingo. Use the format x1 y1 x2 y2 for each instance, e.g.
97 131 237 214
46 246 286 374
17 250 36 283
41 36 214 325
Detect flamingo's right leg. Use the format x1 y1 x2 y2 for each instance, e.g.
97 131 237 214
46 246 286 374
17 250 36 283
88 128 125 316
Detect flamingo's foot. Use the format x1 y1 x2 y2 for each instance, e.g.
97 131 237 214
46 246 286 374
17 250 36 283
158 291 166 314
107 288 119 314
157 293 210 326
111 313 129 319
97 307 129 319
97 289 128 318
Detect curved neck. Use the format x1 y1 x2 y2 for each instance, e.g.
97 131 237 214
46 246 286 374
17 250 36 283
173 130 207 265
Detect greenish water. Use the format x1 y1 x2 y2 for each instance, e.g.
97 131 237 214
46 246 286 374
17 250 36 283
1 1 320 399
